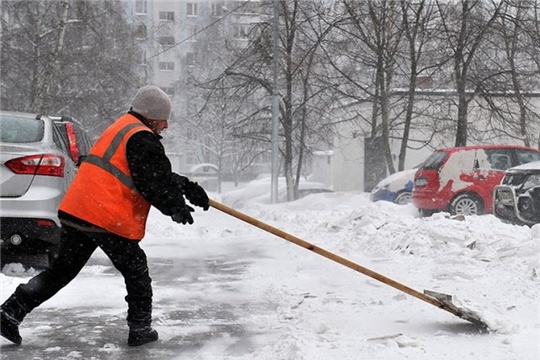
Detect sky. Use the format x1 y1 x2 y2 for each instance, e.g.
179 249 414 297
1 180 539 360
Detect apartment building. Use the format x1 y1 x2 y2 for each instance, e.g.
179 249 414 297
122 0 261 99
121 0 263 176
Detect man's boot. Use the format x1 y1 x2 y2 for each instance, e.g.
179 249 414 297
0 309 22 345
128 325 158 346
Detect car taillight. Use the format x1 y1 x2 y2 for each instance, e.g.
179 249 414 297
5 154 65 177
35 219 56 227
65 123 80 162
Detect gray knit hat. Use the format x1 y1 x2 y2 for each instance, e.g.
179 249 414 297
131 85 172 120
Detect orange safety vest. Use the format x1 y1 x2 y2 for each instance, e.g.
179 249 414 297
59 114 153 240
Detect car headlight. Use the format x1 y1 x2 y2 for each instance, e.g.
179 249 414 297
414 177 428 187
523 174 540 190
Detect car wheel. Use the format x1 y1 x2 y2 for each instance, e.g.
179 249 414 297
450 194 483 216
419 209 435 217
394 191 412 205
45 245 60 268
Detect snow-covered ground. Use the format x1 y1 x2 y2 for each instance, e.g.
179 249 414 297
1 182 539 360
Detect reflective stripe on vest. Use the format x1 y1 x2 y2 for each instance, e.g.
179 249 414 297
83 122 143 191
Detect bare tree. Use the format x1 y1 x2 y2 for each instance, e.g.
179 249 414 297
162 4 273 191
197 0 337 200
473 0 540 147
324 0 404 187
0 0 140 138
396 0 438 170
435 0 503 146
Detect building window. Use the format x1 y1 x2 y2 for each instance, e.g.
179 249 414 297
187 25 200 42
211 2 223 16
135 0 147 14
416 75 433 89
158 11 175 21
158 36 175 46
187 3 198 17
134 24 147 40
186 52 196 66
233 24 249 39
238 1 260 14
158 62 175 71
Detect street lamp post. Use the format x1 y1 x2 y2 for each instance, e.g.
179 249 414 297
271 0 280 203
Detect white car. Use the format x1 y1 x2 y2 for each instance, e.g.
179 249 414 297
0 111 79 268
222 177 332 207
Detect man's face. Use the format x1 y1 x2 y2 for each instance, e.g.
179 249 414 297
147 119 168 135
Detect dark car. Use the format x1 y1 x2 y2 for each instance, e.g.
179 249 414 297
493 161 540 226
0 111 84 268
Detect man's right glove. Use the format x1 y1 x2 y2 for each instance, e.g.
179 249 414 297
184 181 209 211
171 205 195 225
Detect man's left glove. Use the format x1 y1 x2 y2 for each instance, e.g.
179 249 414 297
172 205 195 225
184 181 209 211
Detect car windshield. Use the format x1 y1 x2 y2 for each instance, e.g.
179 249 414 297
516 149 540 165
420 151 447 170
0 115 44 143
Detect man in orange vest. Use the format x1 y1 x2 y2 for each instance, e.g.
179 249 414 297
1 86 209 346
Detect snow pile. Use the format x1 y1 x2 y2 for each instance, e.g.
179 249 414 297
1 186 539 360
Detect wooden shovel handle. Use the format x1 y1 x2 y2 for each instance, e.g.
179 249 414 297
209 199 446 310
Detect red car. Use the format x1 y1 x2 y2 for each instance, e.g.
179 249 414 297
412 145 540 216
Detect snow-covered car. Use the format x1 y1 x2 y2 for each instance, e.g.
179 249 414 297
0 111 79 268
413 145 540 216
221 177 332 207
370 168 417 205
493 160 540 226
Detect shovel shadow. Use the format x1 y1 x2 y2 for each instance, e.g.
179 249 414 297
423 320 493 335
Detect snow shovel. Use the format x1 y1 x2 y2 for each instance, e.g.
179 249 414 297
209 199 491 331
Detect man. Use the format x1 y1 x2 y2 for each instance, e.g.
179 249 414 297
0 86 209 346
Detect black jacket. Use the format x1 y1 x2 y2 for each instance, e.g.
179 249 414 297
59 111 187 230
125 110 187 216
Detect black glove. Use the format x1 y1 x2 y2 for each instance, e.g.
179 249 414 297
172 205 195 225
184 181 209 211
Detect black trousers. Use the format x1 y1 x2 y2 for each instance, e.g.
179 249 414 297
1 224 153 329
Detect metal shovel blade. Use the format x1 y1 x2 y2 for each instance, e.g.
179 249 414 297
424 290 490 331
